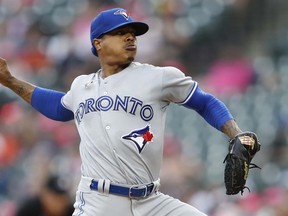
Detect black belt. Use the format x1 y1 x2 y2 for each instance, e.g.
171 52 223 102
90 179 155 199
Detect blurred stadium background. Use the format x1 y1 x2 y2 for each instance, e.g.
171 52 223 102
0 0 288 215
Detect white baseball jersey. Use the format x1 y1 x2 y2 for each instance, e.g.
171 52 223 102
62 62 197 185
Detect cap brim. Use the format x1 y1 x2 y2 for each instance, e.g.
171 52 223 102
100 22 149 38
126 22 149 36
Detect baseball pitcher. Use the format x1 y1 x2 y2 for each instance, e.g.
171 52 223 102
0 8 260 216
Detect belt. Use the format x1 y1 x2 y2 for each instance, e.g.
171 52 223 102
90 179 155 199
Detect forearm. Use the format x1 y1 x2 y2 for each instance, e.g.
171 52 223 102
32 87 74 121
3 76 35 104
182 85 242 138
221 119 242 139
183 85 233 130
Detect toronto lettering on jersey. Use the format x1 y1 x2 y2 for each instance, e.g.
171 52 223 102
75 95 154 124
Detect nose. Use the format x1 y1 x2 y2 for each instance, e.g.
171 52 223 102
125 32 136 42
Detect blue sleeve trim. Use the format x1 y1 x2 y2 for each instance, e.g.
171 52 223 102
31 87 74 122
179 82 198 104
182 86 233 130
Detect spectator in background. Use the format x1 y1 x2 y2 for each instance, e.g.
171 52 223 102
274 189 288 216
160 134 202 200
201 44 255 97
16 175 74 216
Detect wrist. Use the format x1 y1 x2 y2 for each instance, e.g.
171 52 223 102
221 119 242 139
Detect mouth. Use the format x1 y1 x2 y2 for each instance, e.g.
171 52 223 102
125 44 137 51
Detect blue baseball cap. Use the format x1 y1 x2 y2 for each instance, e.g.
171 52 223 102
90 8 149 56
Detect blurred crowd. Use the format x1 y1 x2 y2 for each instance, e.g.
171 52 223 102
0 0 288 215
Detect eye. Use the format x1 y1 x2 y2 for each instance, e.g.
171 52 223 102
130 31 136 37
117 31 125 35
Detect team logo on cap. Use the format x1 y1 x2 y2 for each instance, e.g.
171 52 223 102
122 125 154 153
114 9 129 20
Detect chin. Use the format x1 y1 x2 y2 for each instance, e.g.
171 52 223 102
127 56 134 62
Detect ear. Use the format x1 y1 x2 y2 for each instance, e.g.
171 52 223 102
93 39 101 53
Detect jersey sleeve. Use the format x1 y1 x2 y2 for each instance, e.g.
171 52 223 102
61 89 73 110
61 75 81 110
161 66 197 103
31 87 74 121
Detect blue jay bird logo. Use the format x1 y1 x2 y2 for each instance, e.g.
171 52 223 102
122 125 154 153
114 9 129 20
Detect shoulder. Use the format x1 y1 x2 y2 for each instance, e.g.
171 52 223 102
70 73 96 89
161 65 186 81
131 62 183 75
131 62 158 70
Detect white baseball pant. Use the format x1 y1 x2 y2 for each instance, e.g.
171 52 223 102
72 176 207 216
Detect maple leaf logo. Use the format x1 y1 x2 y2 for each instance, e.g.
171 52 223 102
142 131 153 142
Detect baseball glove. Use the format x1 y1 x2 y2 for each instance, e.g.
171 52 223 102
223 132 261 195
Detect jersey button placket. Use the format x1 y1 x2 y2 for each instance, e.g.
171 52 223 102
100 81 112 138
103 80 108 95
